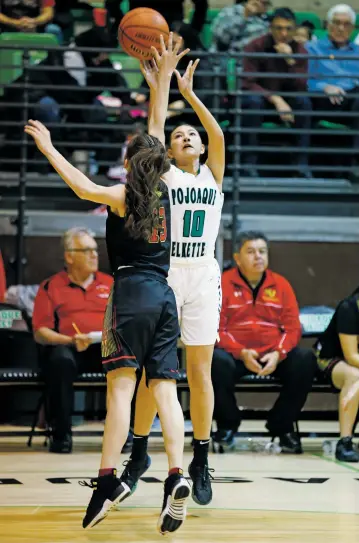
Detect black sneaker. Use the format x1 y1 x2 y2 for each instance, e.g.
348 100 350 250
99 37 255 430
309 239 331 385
119 454 151 496
80 471 131 529
278 432 303 454
336 437 359 462
188 461 214 505
157 473 190 535
49 433 72 454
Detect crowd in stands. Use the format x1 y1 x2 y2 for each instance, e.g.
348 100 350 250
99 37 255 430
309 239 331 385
1 1 359 179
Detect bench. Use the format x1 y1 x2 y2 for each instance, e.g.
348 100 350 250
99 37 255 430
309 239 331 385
0 305 337 444
0 367 337 446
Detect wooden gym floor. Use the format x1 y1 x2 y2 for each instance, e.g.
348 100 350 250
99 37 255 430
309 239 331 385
1 421 359 543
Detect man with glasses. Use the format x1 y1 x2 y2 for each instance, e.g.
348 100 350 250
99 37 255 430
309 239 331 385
32 227 113 453
242 7 312 178
307 4 359 174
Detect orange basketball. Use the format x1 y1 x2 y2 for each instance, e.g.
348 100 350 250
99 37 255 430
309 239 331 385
118 8 169 60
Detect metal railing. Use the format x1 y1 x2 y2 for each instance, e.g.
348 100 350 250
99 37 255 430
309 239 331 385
1 43 359 281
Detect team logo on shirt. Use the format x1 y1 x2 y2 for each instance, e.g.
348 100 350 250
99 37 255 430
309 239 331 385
96 285 110 298
263 288 278 302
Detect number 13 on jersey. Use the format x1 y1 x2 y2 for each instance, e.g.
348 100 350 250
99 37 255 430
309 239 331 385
183 210 206 238
149 206 167 243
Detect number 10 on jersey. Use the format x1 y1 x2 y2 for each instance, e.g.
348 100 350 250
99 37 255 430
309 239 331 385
182 210 205 238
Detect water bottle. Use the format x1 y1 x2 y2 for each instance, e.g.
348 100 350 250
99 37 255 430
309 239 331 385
322 440 336 455
237 438 281 454
263 440 282 455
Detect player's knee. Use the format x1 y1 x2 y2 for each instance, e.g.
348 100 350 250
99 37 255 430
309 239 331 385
189 362 212 390
342 365 359 387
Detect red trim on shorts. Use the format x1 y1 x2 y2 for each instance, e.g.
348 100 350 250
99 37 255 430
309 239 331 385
102 355 136 364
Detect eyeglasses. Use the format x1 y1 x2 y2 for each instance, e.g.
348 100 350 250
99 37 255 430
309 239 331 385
330 20 354 29
66 247 98 253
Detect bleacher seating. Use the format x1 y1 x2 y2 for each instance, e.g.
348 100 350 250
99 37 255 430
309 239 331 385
0 32 59 97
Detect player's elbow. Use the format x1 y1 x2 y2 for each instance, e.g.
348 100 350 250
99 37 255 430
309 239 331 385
34 328 48 345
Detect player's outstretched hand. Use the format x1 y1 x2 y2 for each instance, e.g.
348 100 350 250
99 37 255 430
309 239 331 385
174 59 200 99
24 119 54 156
140 58 159 91
150 32 190 78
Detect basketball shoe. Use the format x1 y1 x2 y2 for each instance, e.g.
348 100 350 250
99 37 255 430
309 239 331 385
157 472 191 535
119 453 151 495
80 470 131 529
188 460 214 505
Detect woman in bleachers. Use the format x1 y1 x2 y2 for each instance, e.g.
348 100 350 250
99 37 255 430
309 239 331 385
315 287 359 462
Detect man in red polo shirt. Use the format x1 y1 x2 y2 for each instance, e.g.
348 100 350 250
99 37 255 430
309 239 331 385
211 231 316 453
32 227 113 453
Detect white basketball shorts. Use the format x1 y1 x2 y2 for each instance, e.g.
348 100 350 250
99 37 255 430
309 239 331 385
167 259 222 346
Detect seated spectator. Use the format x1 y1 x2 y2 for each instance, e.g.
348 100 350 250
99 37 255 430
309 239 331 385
0 0 63 43
0 8 132 173
211 231 316 454
32 227 113 453
294 20 315 45
307 4 359 170
211 0 270 56
314 286 359 462
242 8 312 178
106 0 208 34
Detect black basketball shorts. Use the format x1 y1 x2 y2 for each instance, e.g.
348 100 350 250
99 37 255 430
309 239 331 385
101 268 180 382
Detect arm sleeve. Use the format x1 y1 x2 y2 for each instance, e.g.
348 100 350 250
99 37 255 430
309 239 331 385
307 42 328 92
242 40 269 96
287 47 308 92
32 282 55 331
217 281 246 357
336 299 359 335
276 279 302 360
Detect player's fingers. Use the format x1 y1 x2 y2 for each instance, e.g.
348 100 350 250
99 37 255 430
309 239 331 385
173 36 182 55
191 58 200 75
177 47 190 61
159 33 166 54
167 31 173 53
184 60 193 76
139 61 146 75
24 127 37 137
150 46 161 65
151 58 159 72
174 69 182 84
33 120 47 133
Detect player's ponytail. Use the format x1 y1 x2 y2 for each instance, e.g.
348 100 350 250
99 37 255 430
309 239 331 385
125 134 170 240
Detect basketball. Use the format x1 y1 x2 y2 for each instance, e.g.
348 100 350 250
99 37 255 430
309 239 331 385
118 8 169 60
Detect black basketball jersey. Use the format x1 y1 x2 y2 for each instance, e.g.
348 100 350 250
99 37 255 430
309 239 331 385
106 181 171 278
315 288 359 358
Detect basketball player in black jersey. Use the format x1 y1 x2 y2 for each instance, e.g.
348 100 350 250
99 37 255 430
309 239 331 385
24 34 191 536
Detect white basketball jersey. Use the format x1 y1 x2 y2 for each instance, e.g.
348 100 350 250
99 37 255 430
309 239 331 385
162 164 224 266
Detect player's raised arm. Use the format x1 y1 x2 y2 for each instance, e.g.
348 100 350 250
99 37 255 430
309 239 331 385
174 60 225 187
142 33 189 145
24 120 126 212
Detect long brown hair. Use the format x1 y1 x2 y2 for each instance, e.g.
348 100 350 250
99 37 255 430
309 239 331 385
125 133 170 240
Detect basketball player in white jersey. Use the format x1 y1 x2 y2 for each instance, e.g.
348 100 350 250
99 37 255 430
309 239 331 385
118 34 225 507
